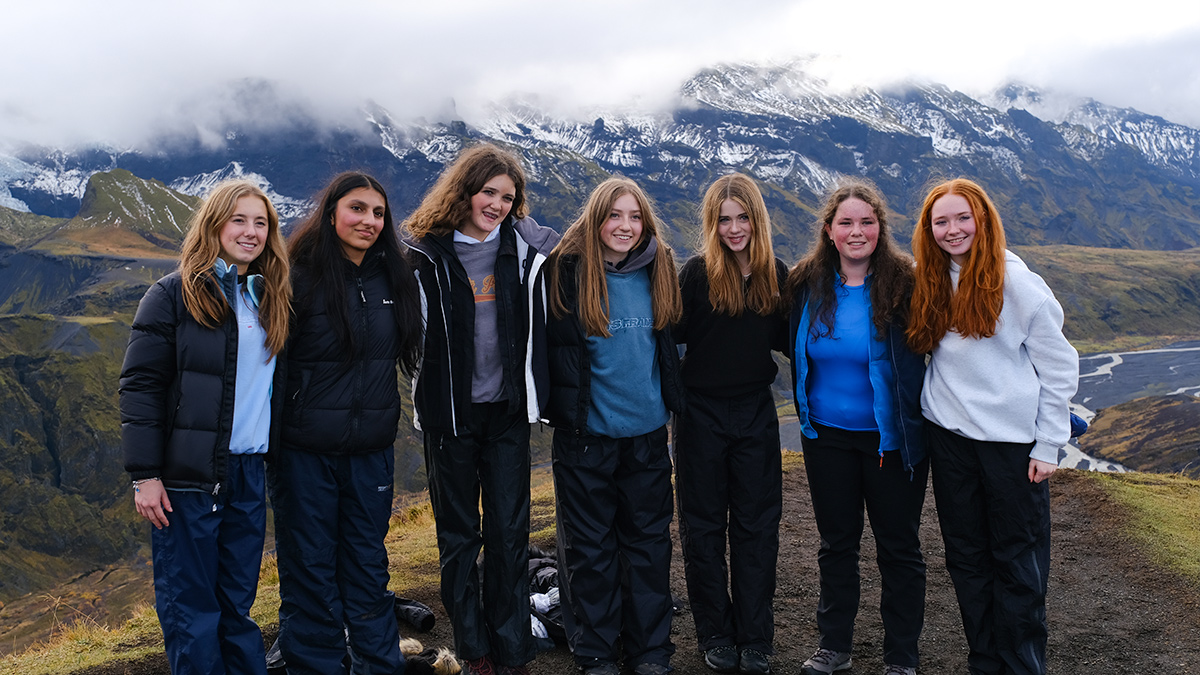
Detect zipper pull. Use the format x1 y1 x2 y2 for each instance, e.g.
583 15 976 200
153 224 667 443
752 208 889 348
212 482 221 496
357 278 366 304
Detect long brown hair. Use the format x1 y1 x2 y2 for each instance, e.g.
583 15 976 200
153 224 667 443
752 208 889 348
179 180 290 356
906 178 1007 353
548 177 682 337
699 173 780 316
785 177 913 338
403 144 528 240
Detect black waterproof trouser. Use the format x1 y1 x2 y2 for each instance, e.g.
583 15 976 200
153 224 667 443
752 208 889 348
802 423 928 668
273 448 402 675
927 422 1050 675
674 387 781 654
552 425 676 670
424 401 535 667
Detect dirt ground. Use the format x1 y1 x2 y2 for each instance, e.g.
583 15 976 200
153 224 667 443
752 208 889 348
77 467 1200 674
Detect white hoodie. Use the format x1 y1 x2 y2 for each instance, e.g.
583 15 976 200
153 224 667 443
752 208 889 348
921 250 1080 463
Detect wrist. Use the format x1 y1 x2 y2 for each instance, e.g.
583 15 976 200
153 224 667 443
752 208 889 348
132 477 161 492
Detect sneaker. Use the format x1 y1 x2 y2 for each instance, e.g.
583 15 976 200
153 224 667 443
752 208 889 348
465 656 497 675
580 663 620 675
633 664 673 675
496 665 532 675
884 665 916 675
738 648 771 675
800 648 852 675
704 645 739 673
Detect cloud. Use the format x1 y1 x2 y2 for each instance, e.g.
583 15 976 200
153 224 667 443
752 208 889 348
2 0 1199 149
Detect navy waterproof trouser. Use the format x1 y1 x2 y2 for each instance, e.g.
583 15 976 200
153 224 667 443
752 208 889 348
424 401 535 666
926 422 1050 675
552 425 676 670
802 423 928 668
273 447 403 675
152 453 267 675
674 387 781 654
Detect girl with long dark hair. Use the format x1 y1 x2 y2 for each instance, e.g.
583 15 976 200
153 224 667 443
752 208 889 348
787 179 928 675
272 172 422 675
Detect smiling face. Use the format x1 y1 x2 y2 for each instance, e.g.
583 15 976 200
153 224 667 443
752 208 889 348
460 173 516 241
825 197 879 276
333 187 386 265
930 192 977 265
717 198 753 268
217 195 269 267
599 193 644 264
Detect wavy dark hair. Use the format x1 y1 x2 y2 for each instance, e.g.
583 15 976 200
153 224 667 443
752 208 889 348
785 177 914 338
287 172 422 374
402 144 529 239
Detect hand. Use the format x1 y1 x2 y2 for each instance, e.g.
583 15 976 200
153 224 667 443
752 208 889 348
1028 459 1057 484
134 480 172 529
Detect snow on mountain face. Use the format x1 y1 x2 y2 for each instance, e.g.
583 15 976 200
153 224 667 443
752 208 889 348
987 83 1200 179
169 162 312 221
3 60 1200 251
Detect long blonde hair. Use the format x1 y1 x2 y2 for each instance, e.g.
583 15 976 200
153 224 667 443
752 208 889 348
907 178 1007 353
548 177 682 337
179 181 290 356
699 173 780 316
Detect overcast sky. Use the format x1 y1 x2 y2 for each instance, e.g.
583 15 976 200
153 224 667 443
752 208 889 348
3 0 1200 149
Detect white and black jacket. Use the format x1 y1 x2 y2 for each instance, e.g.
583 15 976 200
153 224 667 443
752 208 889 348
409 216 559 436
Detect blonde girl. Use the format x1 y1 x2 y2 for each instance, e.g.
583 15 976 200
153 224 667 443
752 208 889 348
543 177 682 675
121 180 290 675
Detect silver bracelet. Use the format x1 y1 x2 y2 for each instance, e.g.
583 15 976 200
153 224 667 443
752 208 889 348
132 477 160 492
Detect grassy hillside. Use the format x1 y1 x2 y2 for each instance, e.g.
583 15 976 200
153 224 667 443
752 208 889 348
1079 394 1200 478
1016 245 1200 350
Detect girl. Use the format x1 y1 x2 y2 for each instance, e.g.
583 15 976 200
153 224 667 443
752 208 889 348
120 180 290 675
273 172 423 675
787 179 928 675
405 144 560 675
907 178 1078 675
543 177 683 675
673 174 787 675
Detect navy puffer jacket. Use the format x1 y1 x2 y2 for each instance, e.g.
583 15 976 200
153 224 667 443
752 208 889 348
282 250 405 455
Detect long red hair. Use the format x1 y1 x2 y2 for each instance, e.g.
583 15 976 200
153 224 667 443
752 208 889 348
907 178 1007 353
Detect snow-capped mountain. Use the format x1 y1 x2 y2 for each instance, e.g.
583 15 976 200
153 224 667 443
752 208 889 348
3 61 1200 252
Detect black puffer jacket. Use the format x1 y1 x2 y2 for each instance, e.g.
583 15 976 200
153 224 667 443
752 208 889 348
120 270 285 493
542 251 684 434
281 251 406 455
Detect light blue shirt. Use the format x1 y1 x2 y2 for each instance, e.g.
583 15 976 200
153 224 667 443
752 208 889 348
221 263 275 455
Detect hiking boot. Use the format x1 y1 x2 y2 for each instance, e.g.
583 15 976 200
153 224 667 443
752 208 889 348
465 656 497 675
633 664 673 675
704 645 739 673
800 648 852 674
579 663 619 675
738 648 770 674
884 665 916 675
